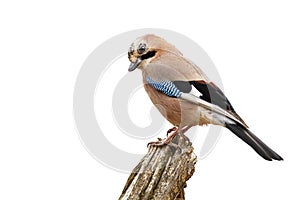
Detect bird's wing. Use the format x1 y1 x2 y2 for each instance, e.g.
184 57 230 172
188 80 248 127
144 52 248 127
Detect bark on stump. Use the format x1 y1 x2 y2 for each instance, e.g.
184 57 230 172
119 134 197 200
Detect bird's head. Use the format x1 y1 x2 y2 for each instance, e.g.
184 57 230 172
128 34 182 72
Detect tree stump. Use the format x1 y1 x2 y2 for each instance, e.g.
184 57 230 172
119 134 197 200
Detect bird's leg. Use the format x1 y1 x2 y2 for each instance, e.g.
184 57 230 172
147 126 191 147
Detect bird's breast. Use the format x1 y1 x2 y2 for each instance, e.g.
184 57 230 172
144 83 181 126
143 82 209 127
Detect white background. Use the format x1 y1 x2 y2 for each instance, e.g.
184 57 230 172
1 1 299 199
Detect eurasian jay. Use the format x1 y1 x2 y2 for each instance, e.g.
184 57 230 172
128 34 282 161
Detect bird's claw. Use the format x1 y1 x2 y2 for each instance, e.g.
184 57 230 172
147 139 181 151
147 126 182 150
147 137 168 147
147 140 167 147
147 136 181 151
167 126 178 137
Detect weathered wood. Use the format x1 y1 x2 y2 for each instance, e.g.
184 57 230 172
119 134 197 200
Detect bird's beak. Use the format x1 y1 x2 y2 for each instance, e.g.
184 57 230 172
128 57 142 72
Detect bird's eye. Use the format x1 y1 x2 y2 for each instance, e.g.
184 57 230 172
137 43 146 54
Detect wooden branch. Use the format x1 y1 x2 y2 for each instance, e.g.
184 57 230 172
119 134 197 200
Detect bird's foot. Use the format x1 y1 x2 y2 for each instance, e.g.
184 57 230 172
147 139 169 147
147 137 172 147
166 126 178 137
147 138 180 150
147 128 180 148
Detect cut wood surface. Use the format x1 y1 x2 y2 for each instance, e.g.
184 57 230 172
119 134 197 200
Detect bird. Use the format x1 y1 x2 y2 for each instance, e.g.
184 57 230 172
127 34 283 161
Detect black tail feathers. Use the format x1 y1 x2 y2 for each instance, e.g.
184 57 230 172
225 123 283 161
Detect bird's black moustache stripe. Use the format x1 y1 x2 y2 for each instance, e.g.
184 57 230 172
141 51 156 60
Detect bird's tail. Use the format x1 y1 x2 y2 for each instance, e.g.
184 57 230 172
225 122 283 161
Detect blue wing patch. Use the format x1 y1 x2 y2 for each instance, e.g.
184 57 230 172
146 77 182 98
